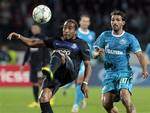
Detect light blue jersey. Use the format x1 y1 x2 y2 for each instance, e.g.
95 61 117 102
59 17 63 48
94 30 141 72
94 30 142 97
145 43 150 59
77 28 96 54
77 28 96 75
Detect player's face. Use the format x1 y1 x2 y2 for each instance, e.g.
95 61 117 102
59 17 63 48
31 25 41 35
79 16 90 29
111 15 125 31
63 22 76 40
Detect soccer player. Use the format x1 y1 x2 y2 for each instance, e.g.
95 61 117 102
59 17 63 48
21 24 50 108
71 14 96 113
93 10 148 113
145 43 150 63
7 19 91 113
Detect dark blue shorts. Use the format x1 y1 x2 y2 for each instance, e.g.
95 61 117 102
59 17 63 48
42 56 77 95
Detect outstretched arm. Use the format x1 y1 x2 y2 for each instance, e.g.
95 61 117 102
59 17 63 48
135 51 149 78
7 32 46 47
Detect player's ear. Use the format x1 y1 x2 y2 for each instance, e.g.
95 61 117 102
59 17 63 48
122 20 125 26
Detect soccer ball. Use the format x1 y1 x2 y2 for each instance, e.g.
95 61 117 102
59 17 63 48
32 5 52 24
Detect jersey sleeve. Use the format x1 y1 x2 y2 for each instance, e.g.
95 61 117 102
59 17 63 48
91 31 96 43
43 39 55 49
80 41 90 61
93 32 105 49
130 36 142 53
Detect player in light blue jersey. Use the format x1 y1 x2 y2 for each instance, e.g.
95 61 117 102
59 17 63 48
71 14 95 113
93 10 148 113
145 43 150 60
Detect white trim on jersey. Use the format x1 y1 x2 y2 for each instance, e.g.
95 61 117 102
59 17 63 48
78 28 90 35
112 30 125 37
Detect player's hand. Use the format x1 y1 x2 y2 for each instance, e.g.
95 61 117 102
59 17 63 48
81 82 89 98
142 71 149 79
93 48 104 58
7 32 20 40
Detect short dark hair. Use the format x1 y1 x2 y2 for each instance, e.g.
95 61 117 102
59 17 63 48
64 19 78 30
110 10 127 22
80 13 90 20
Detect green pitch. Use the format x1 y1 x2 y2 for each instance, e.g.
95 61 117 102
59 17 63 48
0 87 150 113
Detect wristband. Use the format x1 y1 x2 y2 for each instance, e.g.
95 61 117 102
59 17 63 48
83 81 88 85
18 34 21 39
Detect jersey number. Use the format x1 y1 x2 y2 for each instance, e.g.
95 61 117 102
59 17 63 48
119 78 128 84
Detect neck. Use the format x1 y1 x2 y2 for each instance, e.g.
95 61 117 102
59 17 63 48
80 27 88 32
112 29 124 35
62 35 76 40
112 30 125 37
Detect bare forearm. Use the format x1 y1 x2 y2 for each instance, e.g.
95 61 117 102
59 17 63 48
136 52 147 71
8 32 45 47
19 35 45 47
83 61 92 83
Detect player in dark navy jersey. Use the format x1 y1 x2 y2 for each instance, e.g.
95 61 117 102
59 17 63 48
8 19 92 113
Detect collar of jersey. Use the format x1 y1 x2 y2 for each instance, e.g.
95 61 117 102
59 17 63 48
111 30 125 37
78 28 89 35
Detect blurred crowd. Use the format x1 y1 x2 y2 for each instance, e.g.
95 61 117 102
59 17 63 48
60 0 150 49
0 0 150 64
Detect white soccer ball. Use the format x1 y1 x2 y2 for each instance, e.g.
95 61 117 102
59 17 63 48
32 5 52 24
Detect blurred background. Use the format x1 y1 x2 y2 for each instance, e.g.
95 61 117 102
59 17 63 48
0 0 150 113
1 0 150 49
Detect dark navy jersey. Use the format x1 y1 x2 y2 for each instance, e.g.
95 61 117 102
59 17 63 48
23 34 50 70
43 37 90 75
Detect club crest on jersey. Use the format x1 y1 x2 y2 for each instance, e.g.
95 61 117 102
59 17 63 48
71 43 78 49
119 39 127 45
